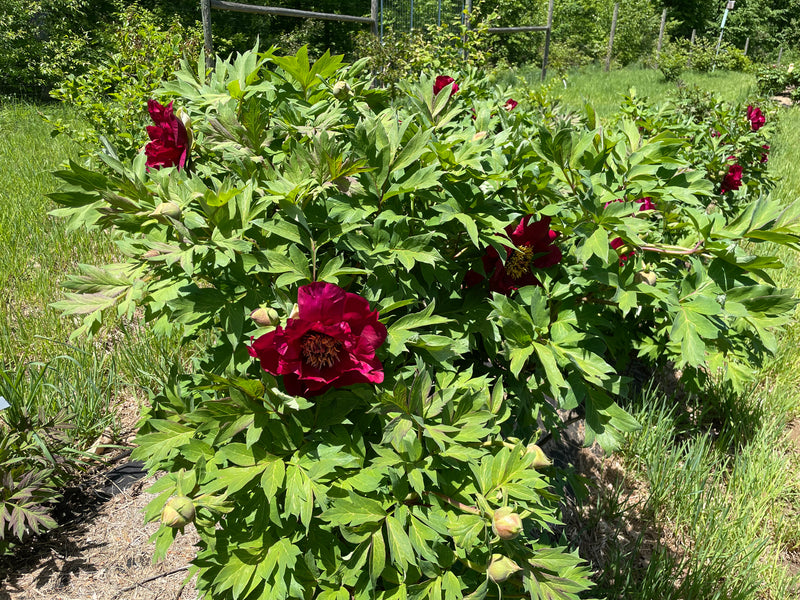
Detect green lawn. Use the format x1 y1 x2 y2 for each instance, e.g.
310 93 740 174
504 63 757 115
0 100 179 447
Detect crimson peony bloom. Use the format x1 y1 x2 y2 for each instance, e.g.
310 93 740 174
610 237 635 266
604 197 656 212
504 98 518 111
747 105 766 131
145 100 189 170
466 216 561 294
433 75 458 97
249 283 387 398
721 163 743 194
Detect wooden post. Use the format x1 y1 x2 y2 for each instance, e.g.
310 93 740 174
656 8 667 61
688 28 696 68
371 0 378 37
605 2 619 72
540 0 554 81
201 0 214 68
778 46 784 66
743 36 749 56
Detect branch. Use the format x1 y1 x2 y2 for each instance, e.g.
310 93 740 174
426 491 482 515
638 239 705 255
111 566 189 599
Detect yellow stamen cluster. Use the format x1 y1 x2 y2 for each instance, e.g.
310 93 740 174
505 246 534 280
300 331 343 369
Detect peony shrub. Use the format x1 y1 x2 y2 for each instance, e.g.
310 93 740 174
50 46 800 598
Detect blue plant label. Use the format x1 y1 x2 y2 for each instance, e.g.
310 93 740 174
0 396 8 410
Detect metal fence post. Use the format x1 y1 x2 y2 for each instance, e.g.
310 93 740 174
540 0 554 81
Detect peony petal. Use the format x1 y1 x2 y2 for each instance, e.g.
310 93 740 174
297 282 347 324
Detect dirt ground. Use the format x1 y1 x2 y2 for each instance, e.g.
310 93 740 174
0 468 201 600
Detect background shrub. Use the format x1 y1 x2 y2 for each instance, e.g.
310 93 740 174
48 4 202 159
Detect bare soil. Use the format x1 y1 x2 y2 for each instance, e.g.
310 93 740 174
0 468 201 600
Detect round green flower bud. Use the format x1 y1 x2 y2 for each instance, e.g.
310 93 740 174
250 307 279 327
634 270 657 286
487 554 522 584
151 201 182 220
161 495 195 529
492 507 523 540
331 81 351 99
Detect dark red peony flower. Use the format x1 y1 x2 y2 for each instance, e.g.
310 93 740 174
145 99 189 170
249 283 387 398
747 105 766 131
721 163 743 194
433 75 458 97
604 197 656 212
710 129 722 138
504 98 518 111
761 144 770 163
466 216 561 295
610 237 636 266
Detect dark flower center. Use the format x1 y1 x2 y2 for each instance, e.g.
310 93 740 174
300 331 343 369
505 247 534 280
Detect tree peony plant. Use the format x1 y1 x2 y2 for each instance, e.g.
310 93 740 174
50 46 799 600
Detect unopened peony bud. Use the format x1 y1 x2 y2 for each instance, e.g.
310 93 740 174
142 249 160 259
288 303 300 320
161 495 195 529
176 107 193 149
151 201 181 220
526 444 552 468
789 63 795 74
487 554 522 584
251 307 279 327
634 270 657 286
331 81 351 99
492 507 523 540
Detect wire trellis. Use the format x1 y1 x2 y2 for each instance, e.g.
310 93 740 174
379 0 467 39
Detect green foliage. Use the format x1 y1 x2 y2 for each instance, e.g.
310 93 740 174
549 0 660 69
49 46 799 598
0 0 116 96
658 45 685 82
659 38 752 80
355 11 496 99
49 4 202 160
0 351 119 554
755 62 799 97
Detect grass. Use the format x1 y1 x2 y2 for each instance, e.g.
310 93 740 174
570 103 800 599
0 101 117 362
0 101 183 446
503 63 757 116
